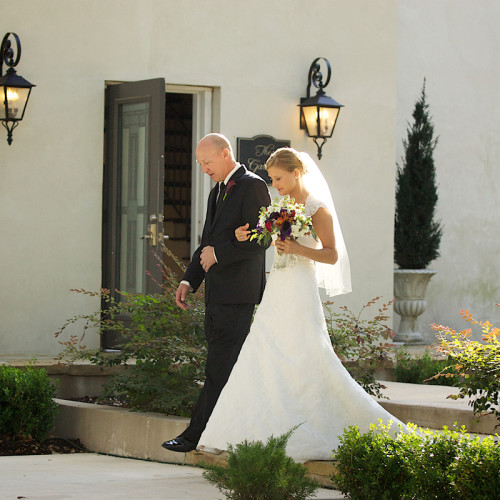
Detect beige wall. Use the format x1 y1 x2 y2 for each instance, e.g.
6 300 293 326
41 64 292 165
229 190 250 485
2 0 397 355
397 0 500 341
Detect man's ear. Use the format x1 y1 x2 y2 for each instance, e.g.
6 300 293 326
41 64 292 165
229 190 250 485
222 147 229 159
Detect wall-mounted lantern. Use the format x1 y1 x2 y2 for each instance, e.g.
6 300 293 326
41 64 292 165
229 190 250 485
0 33 35 145
299 57 343 160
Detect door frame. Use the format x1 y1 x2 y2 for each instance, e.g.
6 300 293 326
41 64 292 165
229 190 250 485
165 84 215 254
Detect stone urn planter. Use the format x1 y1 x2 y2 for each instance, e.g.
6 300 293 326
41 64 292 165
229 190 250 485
393 269 435 344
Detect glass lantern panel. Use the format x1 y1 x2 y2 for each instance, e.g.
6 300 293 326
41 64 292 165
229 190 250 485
0 87 30 120
302 105 340 138
318 107 339 137
302 106 319 137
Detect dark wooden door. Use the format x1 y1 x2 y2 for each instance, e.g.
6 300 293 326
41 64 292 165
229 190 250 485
102 78 165 348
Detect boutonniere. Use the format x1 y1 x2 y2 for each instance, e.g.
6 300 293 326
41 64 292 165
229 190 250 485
223 179 236 201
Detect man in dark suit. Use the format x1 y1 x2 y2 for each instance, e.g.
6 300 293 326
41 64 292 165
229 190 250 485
162 133 271 453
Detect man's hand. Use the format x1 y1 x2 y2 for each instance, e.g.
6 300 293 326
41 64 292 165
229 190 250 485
175 282 190 310
200 245 216 272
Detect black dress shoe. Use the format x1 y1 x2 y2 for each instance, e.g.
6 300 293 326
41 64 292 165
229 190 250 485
161 436 197 453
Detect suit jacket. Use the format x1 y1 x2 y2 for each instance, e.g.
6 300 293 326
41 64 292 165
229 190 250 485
184 165 271 305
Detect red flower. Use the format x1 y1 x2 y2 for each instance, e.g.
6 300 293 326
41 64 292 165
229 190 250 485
265 221 273 231
223 179 236 200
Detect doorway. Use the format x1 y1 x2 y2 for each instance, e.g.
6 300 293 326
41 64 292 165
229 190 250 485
163 93 193 268
102 79 213 348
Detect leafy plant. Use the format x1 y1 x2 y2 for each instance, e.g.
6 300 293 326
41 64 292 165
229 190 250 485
0 363 58 440
394 348 458 386
395 79 442 269
202 426 319 500
55 246 206 416
332 420 500 499
325 297 396 398
431 306 500 425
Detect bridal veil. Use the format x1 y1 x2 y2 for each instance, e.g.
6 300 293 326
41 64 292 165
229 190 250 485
299 152 352 297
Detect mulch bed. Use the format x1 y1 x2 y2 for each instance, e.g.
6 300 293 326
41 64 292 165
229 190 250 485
71 395 128 407
0 436 85 456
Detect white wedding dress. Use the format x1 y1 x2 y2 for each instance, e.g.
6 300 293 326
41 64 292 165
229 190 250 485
198 194 403 461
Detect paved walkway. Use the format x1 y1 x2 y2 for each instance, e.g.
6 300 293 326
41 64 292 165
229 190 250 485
0 453 343 500
1 353 493 499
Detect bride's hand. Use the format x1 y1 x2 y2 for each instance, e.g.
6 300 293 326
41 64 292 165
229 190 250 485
235 223 251 242
275 237 300 255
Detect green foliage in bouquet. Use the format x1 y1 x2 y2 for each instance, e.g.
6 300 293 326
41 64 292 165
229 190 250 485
0 363 58 440
395 79 442 269
55 246 206 416
431 306 500 425
325 297 395 398
332 421 500 499
202 426 319 500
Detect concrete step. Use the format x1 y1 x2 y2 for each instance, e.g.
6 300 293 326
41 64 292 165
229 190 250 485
53 381 498 488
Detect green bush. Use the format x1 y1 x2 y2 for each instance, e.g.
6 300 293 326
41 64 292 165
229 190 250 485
0 364 58 440
325 297 396 398
432 307 500 424
332 421 500 499
394 348 458 386
202 427 319 500
55 246 206 416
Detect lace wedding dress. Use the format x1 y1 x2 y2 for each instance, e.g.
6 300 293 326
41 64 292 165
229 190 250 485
197 194 402 461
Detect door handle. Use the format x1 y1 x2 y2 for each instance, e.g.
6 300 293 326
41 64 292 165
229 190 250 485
142 214 169 246
141 222 158 246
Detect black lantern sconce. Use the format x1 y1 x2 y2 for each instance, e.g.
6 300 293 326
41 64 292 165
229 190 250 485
299 57 343 160
0 33 35 145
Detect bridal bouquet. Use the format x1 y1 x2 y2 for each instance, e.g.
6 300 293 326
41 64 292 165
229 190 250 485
250 195 315 247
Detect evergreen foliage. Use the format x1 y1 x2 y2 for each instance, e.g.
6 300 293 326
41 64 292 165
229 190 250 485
332 421 500 499
394 348 459 386
0 364 58 440
202 426 319 500
395 80 442 269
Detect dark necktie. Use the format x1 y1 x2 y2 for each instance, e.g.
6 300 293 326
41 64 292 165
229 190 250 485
216 182 225 206
212 182 223 218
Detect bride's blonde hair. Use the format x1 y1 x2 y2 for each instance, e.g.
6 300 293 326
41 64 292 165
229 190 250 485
265 147 307 174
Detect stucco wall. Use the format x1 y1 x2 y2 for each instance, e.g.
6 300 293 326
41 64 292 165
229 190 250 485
397 0 500 341
2 0 398 355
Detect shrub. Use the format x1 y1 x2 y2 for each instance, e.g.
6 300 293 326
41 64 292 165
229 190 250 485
202 427 319 500
55 246 206 416
394 348 458 386
57 244 396 414
332 421 500 499
332 421 413 499
431 306 500 425
325 297 395 398
394 79 442 269
0 364 58 440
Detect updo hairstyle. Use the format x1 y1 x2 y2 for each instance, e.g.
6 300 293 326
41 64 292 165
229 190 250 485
265 147 307 175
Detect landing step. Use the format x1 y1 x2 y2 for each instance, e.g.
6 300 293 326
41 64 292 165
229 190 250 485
53 381 497 488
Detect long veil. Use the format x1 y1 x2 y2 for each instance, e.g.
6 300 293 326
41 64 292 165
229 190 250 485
300 152 352 297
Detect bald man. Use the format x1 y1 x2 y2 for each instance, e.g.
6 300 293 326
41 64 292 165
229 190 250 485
162 133 271 453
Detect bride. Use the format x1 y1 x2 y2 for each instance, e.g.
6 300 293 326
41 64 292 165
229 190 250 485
197 147 402 461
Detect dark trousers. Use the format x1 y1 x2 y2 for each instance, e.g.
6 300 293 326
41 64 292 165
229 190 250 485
181 302 255 444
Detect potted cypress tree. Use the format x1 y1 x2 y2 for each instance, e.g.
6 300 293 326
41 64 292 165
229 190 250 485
394 80 442 343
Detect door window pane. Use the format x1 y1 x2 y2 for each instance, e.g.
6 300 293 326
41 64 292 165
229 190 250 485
117 101 149 294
